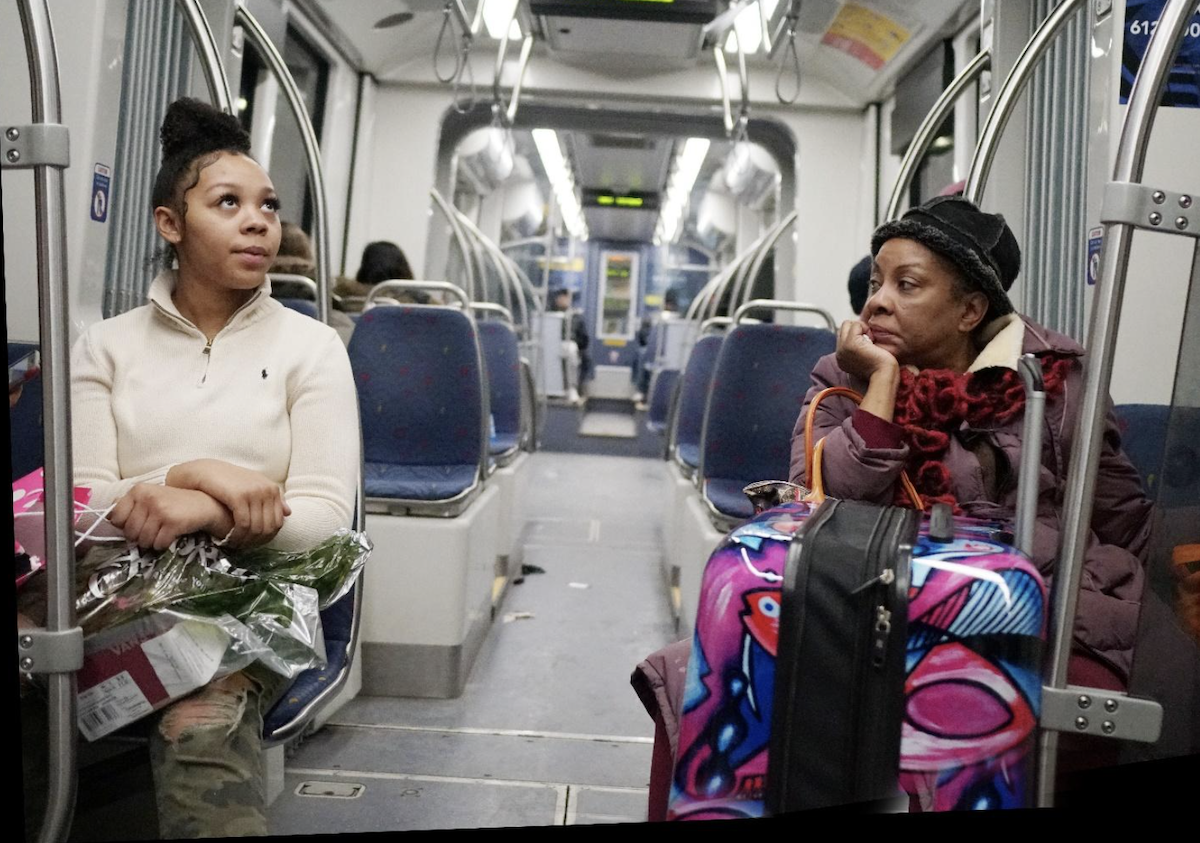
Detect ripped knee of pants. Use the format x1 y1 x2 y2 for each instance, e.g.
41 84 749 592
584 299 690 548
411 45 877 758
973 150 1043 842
158 672 254 744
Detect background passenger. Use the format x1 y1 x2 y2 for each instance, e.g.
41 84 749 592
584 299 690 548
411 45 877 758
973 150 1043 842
847 255 871 315
27 97 360 839
789 196 1153 777
550 288 589 404
335 239 427 306
269 220 357 346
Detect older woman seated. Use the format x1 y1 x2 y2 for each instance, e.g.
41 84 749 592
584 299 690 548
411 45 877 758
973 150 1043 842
790 196 1151 695
632 198 1154 818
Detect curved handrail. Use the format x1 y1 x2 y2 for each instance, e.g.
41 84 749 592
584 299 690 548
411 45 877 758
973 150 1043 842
174 0 233 113
236 6 331 325
268 273 319 297
452 206 519 324
430 188 479 299
700 315 733 335
886 50 990 220
471 301 515 324
365 279 472 310
732 299 836 329
964 0 1087 205
707 223 777 322
13 3 79 843
1037 0 1199 807
737 209 799 311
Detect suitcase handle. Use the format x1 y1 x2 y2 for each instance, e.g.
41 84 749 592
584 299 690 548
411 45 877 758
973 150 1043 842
804 386 925 510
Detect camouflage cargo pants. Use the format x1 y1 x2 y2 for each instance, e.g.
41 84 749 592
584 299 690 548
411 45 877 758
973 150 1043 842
21 664 289 840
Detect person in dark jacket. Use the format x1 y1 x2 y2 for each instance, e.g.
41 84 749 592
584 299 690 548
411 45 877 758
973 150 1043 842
789 197 1152 693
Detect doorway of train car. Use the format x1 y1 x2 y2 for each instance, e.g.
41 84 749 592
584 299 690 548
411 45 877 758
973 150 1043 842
432 103 794 457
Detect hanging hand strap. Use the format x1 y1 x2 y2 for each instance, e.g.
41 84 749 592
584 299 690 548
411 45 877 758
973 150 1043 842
803 386 924 509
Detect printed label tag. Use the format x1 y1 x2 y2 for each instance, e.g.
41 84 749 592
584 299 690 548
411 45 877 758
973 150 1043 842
90 164 111 223
1087 227 1104 286
78 670 153 741
140 621 229 699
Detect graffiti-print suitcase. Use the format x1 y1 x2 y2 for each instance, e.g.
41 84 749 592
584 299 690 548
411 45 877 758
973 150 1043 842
666 501 1047 818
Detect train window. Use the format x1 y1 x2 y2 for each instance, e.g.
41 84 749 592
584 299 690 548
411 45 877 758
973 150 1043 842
893 39 959 205
236 24 330 232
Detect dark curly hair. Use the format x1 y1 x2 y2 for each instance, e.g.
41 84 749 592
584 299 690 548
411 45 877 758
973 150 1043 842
150 99 254 271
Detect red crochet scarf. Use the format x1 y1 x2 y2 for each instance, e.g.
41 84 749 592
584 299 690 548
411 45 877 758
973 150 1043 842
890 353 1074 511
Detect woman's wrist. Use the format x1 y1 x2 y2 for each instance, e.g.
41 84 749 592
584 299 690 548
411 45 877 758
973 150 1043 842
860 362 900 423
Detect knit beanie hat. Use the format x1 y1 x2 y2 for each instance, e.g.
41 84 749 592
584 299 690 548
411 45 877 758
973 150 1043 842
871 196 1021 320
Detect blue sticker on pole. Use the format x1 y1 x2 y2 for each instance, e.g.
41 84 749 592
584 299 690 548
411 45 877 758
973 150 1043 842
1087 227 1103 287
90 163 111 223
1120 0 1200 108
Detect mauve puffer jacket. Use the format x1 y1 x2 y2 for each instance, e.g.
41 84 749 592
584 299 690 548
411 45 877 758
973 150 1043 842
788 316 1153 681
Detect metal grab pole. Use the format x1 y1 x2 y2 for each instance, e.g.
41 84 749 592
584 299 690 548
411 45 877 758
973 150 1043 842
886 50 990 220
173 0 233 113
1014 354 1045 558
1036 0 1199 808
430 189 479 300
12 3 80 842
235 6 331 325
964 0 1086 205
739 210 798 312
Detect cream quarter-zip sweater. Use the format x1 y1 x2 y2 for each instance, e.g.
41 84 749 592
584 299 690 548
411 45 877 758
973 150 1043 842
70 270 360 552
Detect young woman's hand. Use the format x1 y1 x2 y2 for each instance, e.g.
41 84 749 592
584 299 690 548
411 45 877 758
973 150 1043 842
109 484 233 550
167 459 291 547
836 320 899 383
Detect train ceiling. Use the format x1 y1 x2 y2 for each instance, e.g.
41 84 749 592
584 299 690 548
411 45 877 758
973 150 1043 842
308 0 973 241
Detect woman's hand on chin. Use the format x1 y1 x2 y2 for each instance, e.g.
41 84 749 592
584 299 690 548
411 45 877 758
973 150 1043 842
168 459 291 548
836 320 899 383
109 484 234 550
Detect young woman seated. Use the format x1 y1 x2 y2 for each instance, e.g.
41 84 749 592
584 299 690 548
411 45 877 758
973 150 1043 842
24 97 359 839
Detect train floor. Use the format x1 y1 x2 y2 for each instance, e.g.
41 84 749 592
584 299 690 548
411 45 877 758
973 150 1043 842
267 452 679 832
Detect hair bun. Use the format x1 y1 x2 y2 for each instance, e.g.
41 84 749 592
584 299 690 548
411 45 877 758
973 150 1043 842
159 97 251 161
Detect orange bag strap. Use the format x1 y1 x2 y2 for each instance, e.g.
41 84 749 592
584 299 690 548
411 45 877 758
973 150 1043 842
803 386 925 510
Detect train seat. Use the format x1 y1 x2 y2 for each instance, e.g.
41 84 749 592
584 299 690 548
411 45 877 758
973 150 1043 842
1114 403 1200 505
9 341 43 481
645 368 680 434
699 323 835 526
276 297 319 319
670 334 724 476
476 317 532 578
478 320 523 465
660 333 724 602
351 305 487 512
348 299 500 699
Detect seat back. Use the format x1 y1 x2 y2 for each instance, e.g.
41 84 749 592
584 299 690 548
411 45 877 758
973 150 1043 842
278 297 319 319
700 324 835 486
263 490 364 745
477 320 523 449
646 369 680 433
1115 403 1200 506
9 342 43 481
672 334 725 459
350 306 485 470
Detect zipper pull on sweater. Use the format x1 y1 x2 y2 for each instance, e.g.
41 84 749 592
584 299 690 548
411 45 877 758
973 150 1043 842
198 338 213 387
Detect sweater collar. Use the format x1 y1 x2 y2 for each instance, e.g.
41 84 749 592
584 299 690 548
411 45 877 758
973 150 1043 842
147 269 276 338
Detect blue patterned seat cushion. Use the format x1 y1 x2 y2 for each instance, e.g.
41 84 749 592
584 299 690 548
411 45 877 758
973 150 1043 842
262 643 348 739
704 477 756 520
489 432 520 455
677 443 700 469
364 461 477 500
